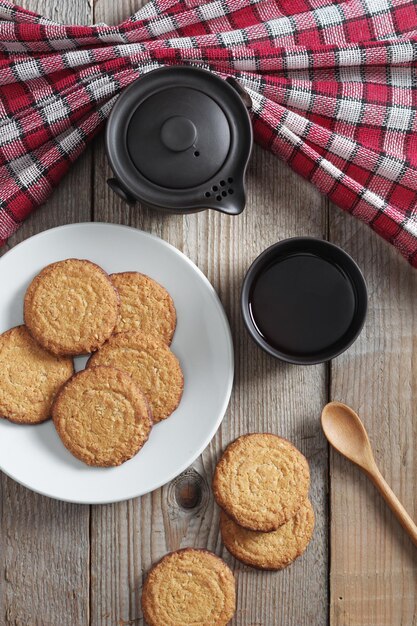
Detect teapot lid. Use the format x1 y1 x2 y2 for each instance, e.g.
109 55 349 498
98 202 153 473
127 82 231 189
106 66 252 214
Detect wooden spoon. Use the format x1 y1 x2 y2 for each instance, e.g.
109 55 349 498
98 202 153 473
321 401 417 547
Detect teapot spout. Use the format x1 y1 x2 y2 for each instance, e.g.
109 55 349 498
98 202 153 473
215 188 246 215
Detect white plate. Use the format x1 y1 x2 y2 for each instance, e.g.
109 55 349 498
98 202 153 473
0 223 233 504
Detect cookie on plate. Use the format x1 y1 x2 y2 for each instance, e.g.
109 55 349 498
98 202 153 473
87 330 183 423
52 365 152 466
142 548 236 626
111 272 176 344
0 325 74 424
213 433 310 531
220 499 315 570
24 259 120 356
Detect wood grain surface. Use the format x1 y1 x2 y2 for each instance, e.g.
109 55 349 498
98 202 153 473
329 209 417 626
0 1 416 625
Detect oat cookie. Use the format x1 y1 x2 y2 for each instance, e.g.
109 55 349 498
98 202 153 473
0 325 74 424
213 433 310 531
52 366 152 466
220 499 315 570
24 259 120 355
111 272 176 344
87 330 183 423
142 548 236 626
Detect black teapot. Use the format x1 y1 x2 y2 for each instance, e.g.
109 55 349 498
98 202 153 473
105 66 253 215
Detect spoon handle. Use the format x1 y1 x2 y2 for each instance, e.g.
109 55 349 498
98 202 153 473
367 466 417 547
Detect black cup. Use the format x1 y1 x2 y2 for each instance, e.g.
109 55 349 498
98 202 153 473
241 238 367 364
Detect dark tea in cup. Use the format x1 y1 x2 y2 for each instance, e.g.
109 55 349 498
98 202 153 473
241 238 367 364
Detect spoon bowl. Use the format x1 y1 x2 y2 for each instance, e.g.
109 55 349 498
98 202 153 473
321 402 375 471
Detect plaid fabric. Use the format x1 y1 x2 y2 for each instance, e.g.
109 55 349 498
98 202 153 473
0 0 417 267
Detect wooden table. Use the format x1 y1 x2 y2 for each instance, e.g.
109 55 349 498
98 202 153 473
1 1 416 624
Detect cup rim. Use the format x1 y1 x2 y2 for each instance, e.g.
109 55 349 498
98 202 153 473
240 237 368 365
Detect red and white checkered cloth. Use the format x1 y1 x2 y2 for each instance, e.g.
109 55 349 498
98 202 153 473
1 0 417 266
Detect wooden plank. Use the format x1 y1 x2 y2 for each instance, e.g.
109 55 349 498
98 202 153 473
329 207 417 625
0 481 91 626
0 2 93 625
90 1 330 618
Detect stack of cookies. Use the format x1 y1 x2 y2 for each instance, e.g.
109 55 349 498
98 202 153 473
0 258 184 467
213 433 315 570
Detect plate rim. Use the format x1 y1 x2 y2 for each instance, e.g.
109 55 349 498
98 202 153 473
0 222 234 504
